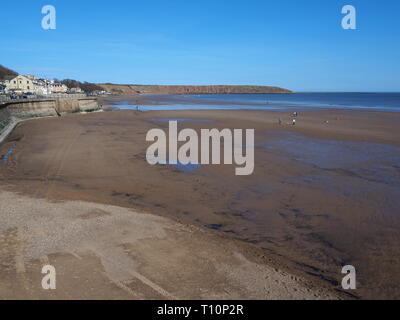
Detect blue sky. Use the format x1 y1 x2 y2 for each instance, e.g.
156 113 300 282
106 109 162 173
1 0 399 91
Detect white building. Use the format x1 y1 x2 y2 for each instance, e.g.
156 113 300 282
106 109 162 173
1 74 71 95
2 75 34 94
69 87 83 93
49 83 68 93
32 79 50 95
26 75 38 81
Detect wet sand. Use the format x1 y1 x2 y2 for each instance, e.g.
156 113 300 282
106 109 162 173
1 106 400 299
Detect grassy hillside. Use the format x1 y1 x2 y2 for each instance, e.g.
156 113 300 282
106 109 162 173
0 65 292 95
61 79 103 93
98 84 293 95
0 65 18 80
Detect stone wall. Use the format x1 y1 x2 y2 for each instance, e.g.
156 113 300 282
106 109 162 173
0 98 99 143
0 107 12 132
77 99 99 112
7 100 58 118
55 99 80 114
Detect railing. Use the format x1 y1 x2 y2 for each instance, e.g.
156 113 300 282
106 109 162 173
0 96 12 102
36 93 87 99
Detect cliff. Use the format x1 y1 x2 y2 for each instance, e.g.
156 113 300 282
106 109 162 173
98 84 292 95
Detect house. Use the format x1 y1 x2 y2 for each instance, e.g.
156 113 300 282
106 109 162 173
69 87 83 94
3 75 35 94
32 79 49 95
49 83 68 93
32 78 68 94
26 75 38 81
3 75 34 94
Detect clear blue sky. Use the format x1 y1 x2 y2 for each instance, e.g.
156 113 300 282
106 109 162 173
1 0 399 91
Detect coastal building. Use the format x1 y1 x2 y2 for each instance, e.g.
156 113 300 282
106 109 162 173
69 87 83 94
26 75 38 81
2 75 34 94
31 79 48 95
28 78 67 95
49 83 68 93
35 84 50 95
1 73 77 95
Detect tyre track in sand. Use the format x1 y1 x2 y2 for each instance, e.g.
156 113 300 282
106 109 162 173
84 126 177 299
12 122 83 299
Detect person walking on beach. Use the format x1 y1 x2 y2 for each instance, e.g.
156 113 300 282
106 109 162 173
278 118 282 125
292 118 296 125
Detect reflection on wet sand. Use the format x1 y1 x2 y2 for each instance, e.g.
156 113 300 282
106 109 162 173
1 143 15 165
264 131 400 187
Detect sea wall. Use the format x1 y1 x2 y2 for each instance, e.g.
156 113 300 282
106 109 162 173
0 98 99 143
7 100 59 118
0 107 12 132
74 98 99 112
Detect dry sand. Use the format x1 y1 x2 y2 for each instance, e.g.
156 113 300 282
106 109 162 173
1 106 400 299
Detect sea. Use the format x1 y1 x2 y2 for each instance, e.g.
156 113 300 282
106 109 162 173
113 92 400 112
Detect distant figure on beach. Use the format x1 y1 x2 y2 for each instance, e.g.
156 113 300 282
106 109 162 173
136 105 140 111
292 119 296 126
278 118 282 125
293 111 298 117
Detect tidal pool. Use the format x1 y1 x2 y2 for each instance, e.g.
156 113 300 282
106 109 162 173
264 132 400 187
1 143 16 165
146 156 202 173
147 118 215 123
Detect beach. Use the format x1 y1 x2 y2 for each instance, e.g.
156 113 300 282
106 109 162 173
1 0 400 305
0 188 339 300
1 99 400 299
